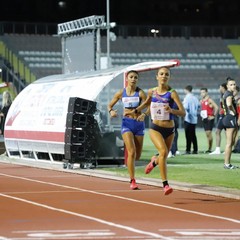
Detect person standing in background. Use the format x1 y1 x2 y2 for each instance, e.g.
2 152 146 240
183 85 200 154
167 101 179 158
200 87 219 153
210 82 227 155
222 78 239 169
232 85 240 153
108 70 148 190
0 91 12 136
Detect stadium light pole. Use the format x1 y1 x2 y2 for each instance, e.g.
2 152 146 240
151 29 159 37
106 0 110 68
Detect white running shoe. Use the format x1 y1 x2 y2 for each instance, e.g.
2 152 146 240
176 151 181 155
209 149 221 155
167 151 173 158
224 164 239 169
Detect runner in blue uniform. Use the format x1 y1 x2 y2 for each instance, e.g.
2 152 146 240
108 70 148 190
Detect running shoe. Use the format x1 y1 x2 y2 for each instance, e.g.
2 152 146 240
145 155 157 174
204 150 212 153
175 151 181 155
167 151 173 158
224 164 239 169
192 151 198 154
209 149 221 155
130 179 138 190
164 185 173 195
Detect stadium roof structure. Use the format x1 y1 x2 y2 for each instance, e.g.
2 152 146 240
4 60 180 161
31 60 181 102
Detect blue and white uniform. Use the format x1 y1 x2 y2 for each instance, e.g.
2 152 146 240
121 87 145 136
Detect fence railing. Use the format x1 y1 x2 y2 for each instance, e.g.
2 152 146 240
1 21 240 39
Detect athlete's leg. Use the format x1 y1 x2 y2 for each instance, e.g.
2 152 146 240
122 131 136 180
149 128 174 181
224 128 234 165
216 128 222 148
205 130 213 151
134 135 144 161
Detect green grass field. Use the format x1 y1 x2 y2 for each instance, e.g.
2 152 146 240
102 128 240 190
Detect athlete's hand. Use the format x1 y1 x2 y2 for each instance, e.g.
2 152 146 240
164 105 172 113
109 109 118 118
136 113 146 121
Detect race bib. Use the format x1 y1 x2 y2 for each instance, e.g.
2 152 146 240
122 96 139 108
200 110 207 119
151 102 170 120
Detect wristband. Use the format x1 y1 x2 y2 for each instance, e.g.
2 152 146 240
134 109 138 114
143 112 147 116
109 109 113 113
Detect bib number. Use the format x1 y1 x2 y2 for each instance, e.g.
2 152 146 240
151 102 170 120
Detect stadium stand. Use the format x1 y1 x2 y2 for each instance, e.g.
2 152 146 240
0 33 240 100
0 34 62 81
100 36 240 96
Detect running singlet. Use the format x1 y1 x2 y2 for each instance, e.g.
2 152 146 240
201 98 214 119
150 87 174 120
122 87 141 109
222 90 237 115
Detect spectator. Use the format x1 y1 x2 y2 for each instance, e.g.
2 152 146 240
232 85 240 153
210 83 227 155
0 91 12 136
167 101 180 158
183 85 200 154
200 87 219 153
222 78 239 169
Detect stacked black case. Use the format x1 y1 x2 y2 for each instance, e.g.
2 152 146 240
64 97 100 168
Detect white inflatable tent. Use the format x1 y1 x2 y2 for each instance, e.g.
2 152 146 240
4 60 180 164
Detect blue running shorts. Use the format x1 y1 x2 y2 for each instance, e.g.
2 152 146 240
121 117 145 136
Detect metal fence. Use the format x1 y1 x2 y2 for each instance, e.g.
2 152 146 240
1 21 240 39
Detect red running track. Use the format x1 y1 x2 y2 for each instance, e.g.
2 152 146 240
0 162 239 240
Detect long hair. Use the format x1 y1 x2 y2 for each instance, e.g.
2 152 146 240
2 91 12 108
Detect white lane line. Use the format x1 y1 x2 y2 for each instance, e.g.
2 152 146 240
13 229 145 239
172 229 240 239
0 192 172 240
1 173 240 224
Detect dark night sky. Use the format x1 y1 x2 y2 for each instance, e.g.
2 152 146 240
1 0 240 25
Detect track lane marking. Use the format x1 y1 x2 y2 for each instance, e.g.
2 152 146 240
0 173 240 224
0 192 172 239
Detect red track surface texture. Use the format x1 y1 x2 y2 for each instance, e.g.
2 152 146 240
0 162 240 240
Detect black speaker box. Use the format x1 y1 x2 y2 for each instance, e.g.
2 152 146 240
64 144 96 161
65 128 98 144
66 113 95 128
68 97 96 114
